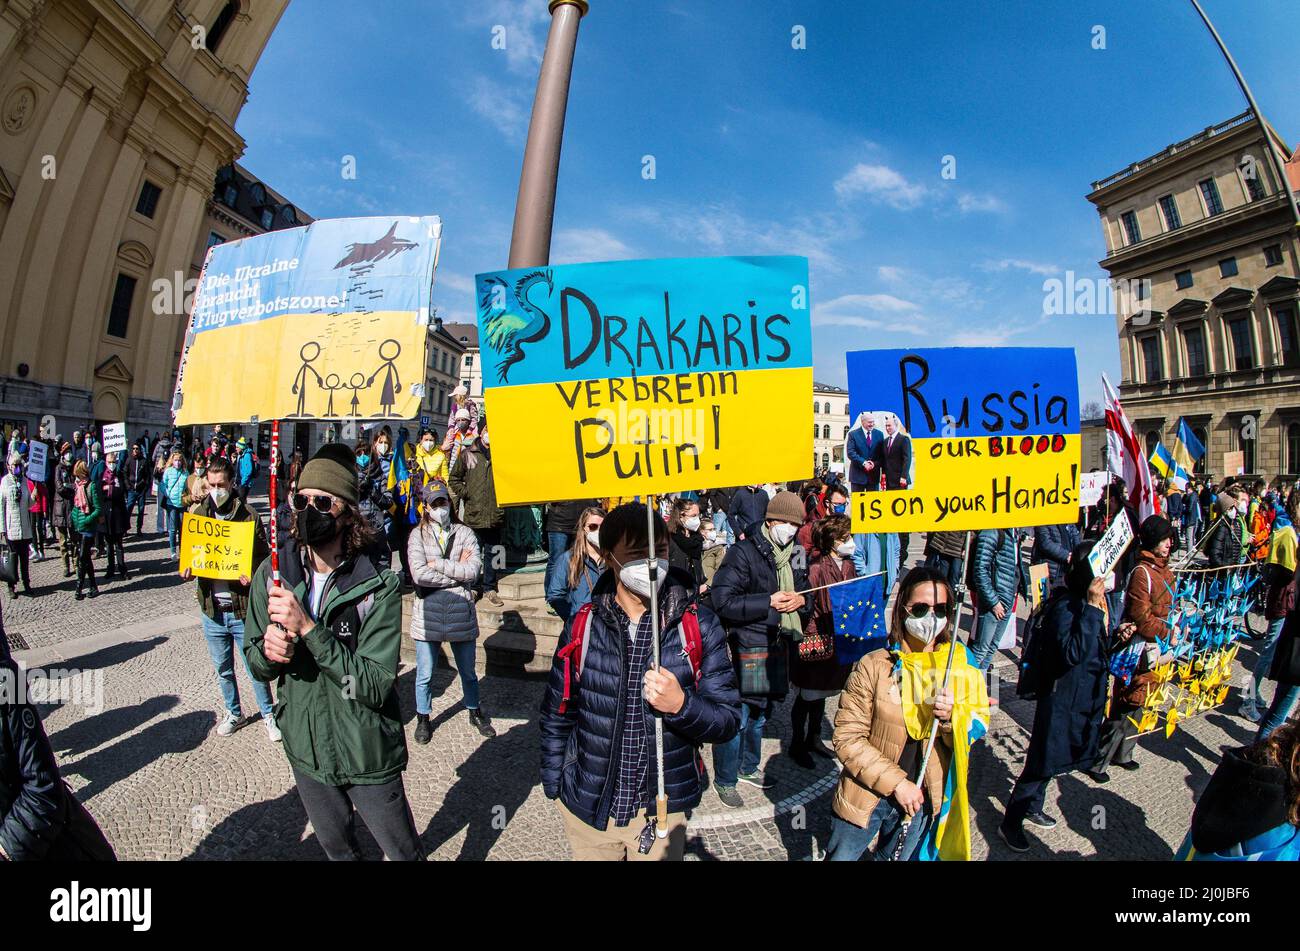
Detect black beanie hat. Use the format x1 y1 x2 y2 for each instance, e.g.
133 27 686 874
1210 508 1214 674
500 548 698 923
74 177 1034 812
298 443 359 505
1139 514 1177 552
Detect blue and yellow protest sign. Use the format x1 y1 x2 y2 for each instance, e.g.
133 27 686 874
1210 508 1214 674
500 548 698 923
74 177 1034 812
173 216 442 425
846 348 1081 533
476 256 813 504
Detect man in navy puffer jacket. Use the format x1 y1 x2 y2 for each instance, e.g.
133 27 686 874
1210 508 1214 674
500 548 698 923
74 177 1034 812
539 503 740 860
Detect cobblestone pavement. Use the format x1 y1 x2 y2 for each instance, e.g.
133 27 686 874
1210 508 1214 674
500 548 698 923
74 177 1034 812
4 503 1279 860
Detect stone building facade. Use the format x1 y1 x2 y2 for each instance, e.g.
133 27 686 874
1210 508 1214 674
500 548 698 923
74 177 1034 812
813 381 849 474
0 0 288 440
1087 110 1300 482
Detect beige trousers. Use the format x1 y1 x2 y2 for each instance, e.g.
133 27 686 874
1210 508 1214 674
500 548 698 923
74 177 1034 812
558 801 688 861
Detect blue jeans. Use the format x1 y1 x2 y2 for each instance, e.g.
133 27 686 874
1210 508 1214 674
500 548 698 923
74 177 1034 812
972 604 1012 670
155 480 166 531
712 511 732 545
125 490 147 533
1104 588 1125 636
825 798 932 861
201 612 274 719
166 504 182 554
713 698 770 788
1252 617 1287 699
1259 684 1299 739
414 639 480 715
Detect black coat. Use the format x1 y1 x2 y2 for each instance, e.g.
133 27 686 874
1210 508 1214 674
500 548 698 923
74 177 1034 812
538 571 740 830
872 432 912 489
1031 523 1080 589
1206 515 1246 569
544 499 598 537
710 532 812 652
726 487 769 541
1268 606 1300 686
1022 596 1110 779
0 658 115 860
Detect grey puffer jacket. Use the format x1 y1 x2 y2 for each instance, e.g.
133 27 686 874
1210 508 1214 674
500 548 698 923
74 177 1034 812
407 522 481 643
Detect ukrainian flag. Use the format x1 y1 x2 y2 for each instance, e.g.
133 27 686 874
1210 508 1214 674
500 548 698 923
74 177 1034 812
898 641 989 861
1150 441 1192 490
1171 418 1206 473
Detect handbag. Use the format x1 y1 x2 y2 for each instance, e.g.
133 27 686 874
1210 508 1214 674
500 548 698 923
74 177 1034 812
738 638 789 698
797 627 834 662
0 544 16 585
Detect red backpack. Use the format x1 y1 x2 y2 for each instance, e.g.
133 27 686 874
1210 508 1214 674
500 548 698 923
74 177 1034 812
556 603 704 714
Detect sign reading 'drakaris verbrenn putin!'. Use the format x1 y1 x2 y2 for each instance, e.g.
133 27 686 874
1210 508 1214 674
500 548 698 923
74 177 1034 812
173 216 442 426
476 257 813 505
847 348 1081 533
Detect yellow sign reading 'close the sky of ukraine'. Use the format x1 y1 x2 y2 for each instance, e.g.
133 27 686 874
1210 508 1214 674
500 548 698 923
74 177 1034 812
179 512 254 580
174 216 442 425
846 348 1081 534
476 257 813 505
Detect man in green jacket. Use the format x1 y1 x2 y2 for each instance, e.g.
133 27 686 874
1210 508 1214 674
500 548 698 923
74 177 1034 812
243 443 424 861
184 456 277 742
449 419 504 606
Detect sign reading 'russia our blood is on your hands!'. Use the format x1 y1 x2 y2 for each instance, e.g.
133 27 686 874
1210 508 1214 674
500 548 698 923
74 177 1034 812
476 256 813 505
847 348 1081 533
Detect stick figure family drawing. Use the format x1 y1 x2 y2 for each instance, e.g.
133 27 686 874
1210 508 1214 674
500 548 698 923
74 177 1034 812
291 338 404 418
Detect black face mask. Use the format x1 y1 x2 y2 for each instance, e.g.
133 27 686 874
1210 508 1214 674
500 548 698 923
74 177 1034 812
297 506 340 546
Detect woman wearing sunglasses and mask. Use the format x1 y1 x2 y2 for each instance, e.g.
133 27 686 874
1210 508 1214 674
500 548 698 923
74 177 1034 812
243 444 423 861
545 506 606 623
827 566 965 861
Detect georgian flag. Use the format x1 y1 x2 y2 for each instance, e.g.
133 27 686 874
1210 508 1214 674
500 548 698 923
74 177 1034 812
1103 373 1154 522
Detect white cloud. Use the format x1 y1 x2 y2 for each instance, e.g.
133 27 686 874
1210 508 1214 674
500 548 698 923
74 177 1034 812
467 75 530 142
834 163 927 209
473 1 551 76
956 192 1009 214
551 227 636 264
877 265 907 283
982 258 1060 277
813 294 926 334
436 271 477 294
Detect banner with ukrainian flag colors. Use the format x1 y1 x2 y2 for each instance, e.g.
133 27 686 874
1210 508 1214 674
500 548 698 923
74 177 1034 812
897 641 989 862
476 257 813 505
846 348 1081 533
174 216 442 425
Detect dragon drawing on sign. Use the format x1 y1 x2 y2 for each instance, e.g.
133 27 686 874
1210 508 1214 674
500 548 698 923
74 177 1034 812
479 269 554 384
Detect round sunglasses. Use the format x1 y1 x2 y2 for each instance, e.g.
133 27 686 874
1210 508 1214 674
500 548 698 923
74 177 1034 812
292 493 339 514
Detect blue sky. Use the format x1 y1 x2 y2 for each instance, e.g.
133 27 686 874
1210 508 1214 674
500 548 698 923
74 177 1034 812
235 0 1300 408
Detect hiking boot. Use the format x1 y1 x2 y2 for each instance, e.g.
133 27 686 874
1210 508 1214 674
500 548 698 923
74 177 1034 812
998 821 1031 854
263 714 282 744
715 784 744 808
216 711 240 737
468 708 497 738
789 741 814 769
738 770 775 790
1025 809 1057 830
413 715 433 745
483 590 504 607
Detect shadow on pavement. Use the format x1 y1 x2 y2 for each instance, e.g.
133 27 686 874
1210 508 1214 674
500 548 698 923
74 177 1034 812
67 709 215 803
48 694 180 756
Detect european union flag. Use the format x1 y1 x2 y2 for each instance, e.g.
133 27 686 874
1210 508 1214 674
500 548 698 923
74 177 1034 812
830 573 888 665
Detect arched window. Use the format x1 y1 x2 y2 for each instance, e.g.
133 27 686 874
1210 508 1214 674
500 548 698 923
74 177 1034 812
1288 422 1300 475
813 401 820 415
823 402 830 414
822 425 830 439
843 425 850 438
813 423 819 439
208 1 239 56
821 453 830 470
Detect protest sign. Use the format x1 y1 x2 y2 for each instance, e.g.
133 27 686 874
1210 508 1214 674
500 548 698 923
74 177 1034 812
1079 470 1111 508
1222 450 1244 477
27 441 47 482
846 348 1081 533
1029 562 1050 612
102 422 127 454
173 216 442 425
179 512 255 580
1088 511 1134 579
476 256 813 504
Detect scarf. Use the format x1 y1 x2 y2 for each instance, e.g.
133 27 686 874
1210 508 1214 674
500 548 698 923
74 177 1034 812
896 641 990 861
74 478 89 513
762 523 801 636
